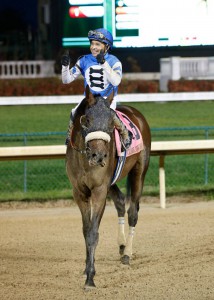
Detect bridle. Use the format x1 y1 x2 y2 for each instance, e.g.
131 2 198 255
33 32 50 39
69 98 113 156
70 128 111 155
70 141 88 154
69 129 87 154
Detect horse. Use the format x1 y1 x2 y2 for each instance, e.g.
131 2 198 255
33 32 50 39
66 87 151 289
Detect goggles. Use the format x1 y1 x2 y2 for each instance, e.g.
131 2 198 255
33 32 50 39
88 30 111 45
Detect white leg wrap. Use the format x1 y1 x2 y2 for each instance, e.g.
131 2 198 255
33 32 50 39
118 217 126 246
124 226 135 257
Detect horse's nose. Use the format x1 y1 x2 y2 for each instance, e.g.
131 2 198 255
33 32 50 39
90 151 107 167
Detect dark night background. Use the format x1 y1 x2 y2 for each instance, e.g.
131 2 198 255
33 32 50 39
1 0 214 73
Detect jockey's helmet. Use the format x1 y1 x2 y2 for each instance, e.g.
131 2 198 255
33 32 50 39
88 28 113 50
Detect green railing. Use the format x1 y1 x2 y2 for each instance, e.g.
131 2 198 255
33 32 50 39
151 126 214 140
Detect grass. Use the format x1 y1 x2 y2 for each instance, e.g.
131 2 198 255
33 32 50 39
0 101 214 134
128 101 214 128
0 100 214 202
0 104 72 133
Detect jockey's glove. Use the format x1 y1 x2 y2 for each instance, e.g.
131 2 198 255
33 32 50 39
96 51 105 64
61 51 70 67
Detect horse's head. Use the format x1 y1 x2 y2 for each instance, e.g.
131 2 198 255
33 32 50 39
80 88 115 167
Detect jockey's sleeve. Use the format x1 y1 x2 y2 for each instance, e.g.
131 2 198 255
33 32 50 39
62 61 82 84
102 61 122 86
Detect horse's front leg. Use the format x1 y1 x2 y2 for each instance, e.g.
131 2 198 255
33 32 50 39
76 187 107 289
83 215 98 288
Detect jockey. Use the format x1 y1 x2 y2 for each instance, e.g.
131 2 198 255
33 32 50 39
61 28 132 149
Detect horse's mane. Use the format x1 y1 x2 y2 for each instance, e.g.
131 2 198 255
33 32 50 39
74 94 110 119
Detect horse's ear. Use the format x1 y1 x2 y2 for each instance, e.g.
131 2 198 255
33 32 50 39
106 90 114 106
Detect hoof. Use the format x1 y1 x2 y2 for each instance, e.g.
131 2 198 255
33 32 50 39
121 255 130 265
84 276 96 290
84 281 96 290
119 245 126 256
84 284 96 291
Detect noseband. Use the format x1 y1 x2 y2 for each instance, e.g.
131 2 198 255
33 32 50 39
85 131 111 143
70 130 111 155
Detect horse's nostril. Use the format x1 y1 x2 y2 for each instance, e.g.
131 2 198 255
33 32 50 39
92 153 96 158
104 154 107 158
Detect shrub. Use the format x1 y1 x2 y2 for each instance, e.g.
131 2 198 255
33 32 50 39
168 79 214 92
0 78 159 96
1 77 214 96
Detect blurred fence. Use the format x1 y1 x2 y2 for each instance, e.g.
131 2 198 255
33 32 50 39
0 126 214 200
0 61 55 79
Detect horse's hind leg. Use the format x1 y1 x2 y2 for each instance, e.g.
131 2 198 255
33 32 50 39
108 185 126 255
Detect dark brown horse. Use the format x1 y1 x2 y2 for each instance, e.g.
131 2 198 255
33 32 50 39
66 88 151 289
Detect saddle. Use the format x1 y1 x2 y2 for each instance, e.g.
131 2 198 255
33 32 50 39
114 110 144 157
111 111 144 185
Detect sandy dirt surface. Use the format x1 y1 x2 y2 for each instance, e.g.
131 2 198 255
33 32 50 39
0 200 213 300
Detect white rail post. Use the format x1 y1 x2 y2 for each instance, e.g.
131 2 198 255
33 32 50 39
171 57 181 80
159 155 166 209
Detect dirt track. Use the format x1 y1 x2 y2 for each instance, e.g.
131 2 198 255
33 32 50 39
0 200 213 300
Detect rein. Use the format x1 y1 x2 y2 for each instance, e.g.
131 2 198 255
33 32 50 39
70 128 87 154
70 140 87 154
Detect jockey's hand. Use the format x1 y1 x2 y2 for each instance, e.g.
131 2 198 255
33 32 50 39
96 50 105 64
61 51 70 67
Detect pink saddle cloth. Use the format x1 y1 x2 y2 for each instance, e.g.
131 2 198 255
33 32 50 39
115 110 144 157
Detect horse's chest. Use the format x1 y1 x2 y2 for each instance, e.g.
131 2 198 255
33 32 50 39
81 169 106 187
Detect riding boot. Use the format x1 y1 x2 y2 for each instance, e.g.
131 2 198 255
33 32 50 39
112 112 133 150
65 113 74 146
